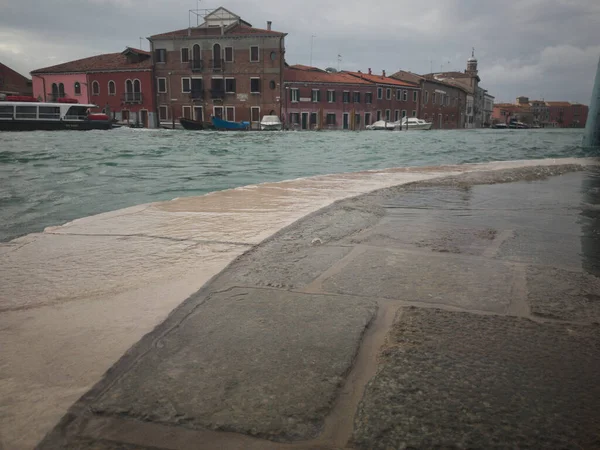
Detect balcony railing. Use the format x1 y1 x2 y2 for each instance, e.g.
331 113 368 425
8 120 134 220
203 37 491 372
122 92 143 104
190 89 204 101
210 89 225 99
209 58 223 71
190 59 204 72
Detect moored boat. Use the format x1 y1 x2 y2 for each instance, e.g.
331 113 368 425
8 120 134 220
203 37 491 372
366 120 397 130
397 117 433 130
0 98 113 131
179 117 213 130
260 115 282 131
211 116 250 131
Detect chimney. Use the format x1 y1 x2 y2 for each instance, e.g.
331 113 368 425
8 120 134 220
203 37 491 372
368 68 372 75
382 69 386 77
267 21 272 31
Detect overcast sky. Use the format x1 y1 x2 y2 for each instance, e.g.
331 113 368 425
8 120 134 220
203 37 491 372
1 0 598 103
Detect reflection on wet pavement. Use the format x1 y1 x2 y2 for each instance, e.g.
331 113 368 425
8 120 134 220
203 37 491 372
370 170 600 274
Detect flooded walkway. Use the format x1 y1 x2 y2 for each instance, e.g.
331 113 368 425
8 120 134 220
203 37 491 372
29 160 600 449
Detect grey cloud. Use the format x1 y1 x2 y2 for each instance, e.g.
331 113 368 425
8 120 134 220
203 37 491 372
0 0 598 103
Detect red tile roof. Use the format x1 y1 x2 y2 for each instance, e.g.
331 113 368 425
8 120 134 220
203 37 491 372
289 64 324 72
284 68 373 85
150 22 285 39
123 47 151 56
31 50 151 74
344 71 419 87
546 101 572 107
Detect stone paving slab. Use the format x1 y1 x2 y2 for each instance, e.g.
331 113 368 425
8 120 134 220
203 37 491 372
352 307 600 450
213 243 353 290
321 248 514 313
526 266 600 322
344 217 501 256
88 288 377 442
495 228 584 268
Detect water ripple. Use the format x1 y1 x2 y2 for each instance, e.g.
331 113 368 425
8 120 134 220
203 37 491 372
0 128 589 242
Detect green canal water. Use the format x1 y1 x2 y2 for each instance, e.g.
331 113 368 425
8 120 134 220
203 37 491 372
0 127 591 242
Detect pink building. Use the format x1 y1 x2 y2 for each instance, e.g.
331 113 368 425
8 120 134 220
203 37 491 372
283 66 376 130
30 48 156 127
31 72 88 103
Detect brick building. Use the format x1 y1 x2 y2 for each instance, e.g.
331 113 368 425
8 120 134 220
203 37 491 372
0 62 32 96
148 7 286 128
493 98 588 128
31 48 156 127
283 65 375 130
345 70 420 123
425 51 483 128
547 101 588 128
392 70 467 129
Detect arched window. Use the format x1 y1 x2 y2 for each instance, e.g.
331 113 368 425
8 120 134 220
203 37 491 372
92 81 99 96
58 83 65 98
213 43 221 69
74 82 81 95
51 83 58 97
133 79 141 102
124 79 133 102
108 80 116 96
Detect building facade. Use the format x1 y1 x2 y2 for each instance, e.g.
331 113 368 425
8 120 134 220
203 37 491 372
547 101 589 128
283 66 375 130
392 70 467 129
483 92 494 126
426 50 483 128
0 62 33 96
345 70 420 124
31 48 156 127
529 98 550 125
148 7 286 128
86 49 154 127
491 103 533 125
31 72 87 102
493 97 589 128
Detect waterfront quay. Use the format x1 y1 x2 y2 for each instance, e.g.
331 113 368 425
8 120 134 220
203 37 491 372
2 157 599 449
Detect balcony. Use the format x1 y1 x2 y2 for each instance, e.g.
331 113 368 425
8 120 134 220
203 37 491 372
190 89 204 101
190 59 204 72
122 92 143 104
210 89 225 99
209 58 223 72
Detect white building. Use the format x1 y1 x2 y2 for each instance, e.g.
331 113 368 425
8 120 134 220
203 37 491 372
483 92 494 126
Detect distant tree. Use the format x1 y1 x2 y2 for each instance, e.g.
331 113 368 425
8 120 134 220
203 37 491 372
325 67 338 73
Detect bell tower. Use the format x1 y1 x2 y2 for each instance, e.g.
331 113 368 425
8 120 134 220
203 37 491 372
466 48 478 75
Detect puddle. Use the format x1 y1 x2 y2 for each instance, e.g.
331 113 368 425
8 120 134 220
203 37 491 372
378 170 600 274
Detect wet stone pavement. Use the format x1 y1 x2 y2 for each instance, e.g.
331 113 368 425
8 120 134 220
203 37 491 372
38 164 600 449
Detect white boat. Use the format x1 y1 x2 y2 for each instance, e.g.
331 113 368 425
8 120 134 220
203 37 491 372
260 115 282 131
0 96 112 131
366 120 398 130
396 117 433 130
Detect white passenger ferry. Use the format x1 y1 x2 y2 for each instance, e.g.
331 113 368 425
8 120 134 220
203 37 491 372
0 95 113 131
